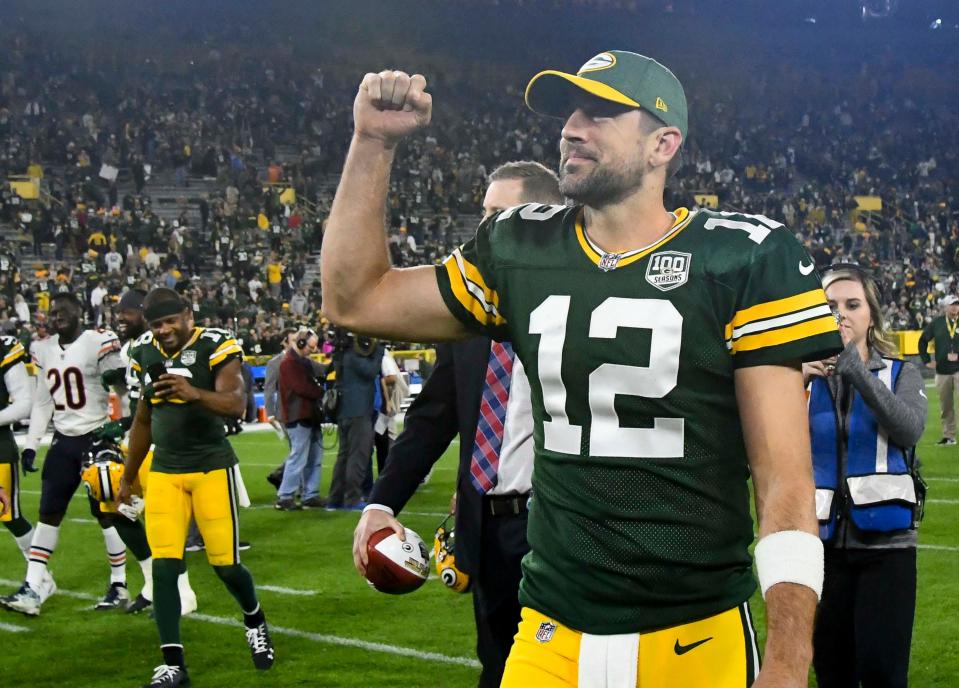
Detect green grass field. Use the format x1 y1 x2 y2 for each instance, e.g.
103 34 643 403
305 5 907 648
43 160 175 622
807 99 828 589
3 387 958 687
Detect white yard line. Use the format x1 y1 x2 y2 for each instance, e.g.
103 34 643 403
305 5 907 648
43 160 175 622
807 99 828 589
919 544 959 552
0 578 479 668
0 621 30 633
927 499 959 505
926 477 959 483
257 585 317 597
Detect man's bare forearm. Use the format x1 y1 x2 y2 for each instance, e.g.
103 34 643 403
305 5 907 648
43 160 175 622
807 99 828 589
123 403 152 484
763 583 816 675
321 136 396 327
195 387 245 418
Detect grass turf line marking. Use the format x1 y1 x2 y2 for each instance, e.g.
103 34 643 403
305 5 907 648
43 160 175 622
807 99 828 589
928 499 959 505
919 544 959 552
258 584 317 596
186 612 481 668
927 477 959 483
0 578 480 668
0 621 30 633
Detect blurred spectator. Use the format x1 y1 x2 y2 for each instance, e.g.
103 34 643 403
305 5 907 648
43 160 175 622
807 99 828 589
276 328 326 510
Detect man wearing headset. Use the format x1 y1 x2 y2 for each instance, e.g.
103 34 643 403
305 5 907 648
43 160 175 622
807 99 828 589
275 328 326 510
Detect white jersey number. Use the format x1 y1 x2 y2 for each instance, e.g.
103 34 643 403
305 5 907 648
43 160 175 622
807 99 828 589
529 296 684 458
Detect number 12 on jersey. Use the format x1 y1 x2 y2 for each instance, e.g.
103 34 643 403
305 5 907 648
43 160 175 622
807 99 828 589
529 295 684 458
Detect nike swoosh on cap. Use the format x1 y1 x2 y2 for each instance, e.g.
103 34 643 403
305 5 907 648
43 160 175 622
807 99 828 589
799 260 815 275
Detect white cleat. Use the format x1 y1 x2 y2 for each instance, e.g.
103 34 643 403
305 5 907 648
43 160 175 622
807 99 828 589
1 582 42 616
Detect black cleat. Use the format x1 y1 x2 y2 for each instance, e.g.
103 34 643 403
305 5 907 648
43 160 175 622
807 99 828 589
126 593 153 614
245 621 275 670
94 582 129 611
144 664 190 687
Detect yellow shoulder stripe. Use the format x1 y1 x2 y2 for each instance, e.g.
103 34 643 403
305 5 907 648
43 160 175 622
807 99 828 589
209 345 243 368
728 289 827 334
442 252 506 328
212 338 239 354
1 344 26 368
130 360 142 372
730 315 837 354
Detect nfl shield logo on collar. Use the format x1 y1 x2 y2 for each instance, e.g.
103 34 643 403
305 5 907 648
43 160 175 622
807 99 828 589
645 250 691 291
598 252 621 272
181 350 197 365
535 621 557 643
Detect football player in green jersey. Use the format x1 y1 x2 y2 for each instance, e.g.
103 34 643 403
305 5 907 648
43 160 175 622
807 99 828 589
0 336 40 580
323 52 842 687
117 288 273 688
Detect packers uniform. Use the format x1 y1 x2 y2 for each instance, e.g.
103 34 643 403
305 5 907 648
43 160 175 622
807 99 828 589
130 327 244 565
436 205 842 685
0 336 29 523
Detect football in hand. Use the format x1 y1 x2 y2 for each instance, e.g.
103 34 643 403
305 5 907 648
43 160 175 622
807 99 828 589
365 527 430 594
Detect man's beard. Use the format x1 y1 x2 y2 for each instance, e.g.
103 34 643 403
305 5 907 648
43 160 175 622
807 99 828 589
559 158 645 208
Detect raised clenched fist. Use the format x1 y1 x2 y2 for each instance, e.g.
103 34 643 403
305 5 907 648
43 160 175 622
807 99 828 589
353 70 432 147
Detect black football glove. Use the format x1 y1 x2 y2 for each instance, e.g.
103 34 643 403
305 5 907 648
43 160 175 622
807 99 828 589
21 448 37 475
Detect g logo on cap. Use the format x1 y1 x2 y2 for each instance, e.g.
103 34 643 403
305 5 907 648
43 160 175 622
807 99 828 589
578 52 616 74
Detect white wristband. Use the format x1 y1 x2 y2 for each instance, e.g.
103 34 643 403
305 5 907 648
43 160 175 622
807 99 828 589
362 503 395 517
754 530 824 600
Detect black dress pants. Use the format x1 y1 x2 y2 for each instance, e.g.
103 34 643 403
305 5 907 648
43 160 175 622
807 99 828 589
471 508 529 688
813 547 916 688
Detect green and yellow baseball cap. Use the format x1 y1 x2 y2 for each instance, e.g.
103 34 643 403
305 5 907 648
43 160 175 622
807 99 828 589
525 50 688 139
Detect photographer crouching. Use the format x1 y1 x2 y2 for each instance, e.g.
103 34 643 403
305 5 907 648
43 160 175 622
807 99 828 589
275 328 325 510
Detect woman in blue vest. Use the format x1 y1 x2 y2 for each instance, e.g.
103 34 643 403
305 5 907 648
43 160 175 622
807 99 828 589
806 264 927 688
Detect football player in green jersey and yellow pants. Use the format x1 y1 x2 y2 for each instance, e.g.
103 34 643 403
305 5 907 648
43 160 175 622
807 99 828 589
117 288 274 688
323 52 843 687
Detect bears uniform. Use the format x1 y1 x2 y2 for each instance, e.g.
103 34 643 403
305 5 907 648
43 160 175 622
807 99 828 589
130 327 244 565
26 329 124 515
436 204 842 685
0 336 29 523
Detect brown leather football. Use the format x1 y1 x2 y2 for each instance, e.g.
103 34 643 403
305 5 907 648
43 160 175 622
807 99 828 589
365 527 430 594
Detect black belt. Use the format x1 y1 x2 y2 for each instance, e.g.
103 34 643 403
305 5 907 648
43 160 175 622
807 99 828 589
485 493 530 517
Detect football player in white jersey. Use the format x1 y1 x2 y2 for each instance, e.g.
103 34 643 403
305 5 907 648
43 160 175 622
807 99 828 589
0 292 131 616
92 289 197 615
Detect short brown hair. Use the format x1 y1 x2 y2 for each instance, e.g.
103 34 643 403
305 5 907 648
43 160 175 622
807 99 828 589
488 161 563 205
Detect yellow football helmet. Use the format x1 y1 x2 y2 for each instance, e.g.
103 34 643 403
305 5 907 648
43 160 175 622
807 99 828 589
433 514 470 593
81 442 127 503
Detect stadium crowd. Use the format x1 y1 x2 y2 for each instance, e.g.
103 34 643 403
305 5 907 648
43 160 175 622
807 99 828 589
0 3 956 358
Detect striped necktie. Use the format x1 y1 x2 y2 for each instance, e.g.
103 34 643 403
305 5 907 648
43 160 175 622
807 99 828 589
469 341 514 494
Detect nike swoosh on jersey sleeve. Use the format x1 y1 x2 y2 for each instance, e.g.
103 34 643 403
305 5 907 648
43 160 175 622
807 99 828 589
725 289 835 354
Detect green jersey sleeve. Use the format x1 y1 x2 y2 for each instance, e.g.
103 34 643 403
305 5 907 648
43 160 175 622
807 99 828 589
0 336 27 375
435 211 510 341
710 212 842 368
204 328 244 374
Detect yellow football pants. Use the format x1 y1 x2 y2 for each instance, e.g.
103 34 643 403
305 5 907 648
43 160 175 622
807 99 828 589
0 463 20 523
145 467 239 566
501 604 760 688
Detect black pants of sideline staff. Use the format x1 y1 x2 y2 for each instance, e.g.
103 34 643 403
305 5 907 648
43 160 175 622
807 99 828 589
473 505 529 688
813 547 916 688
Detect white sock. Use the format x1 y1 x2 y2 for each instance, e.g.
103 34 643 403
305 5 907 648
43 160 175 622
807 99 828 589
139 557 154 601
14 528 33 561
177 571 192 594
101 526 127 585
25 523 59 589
